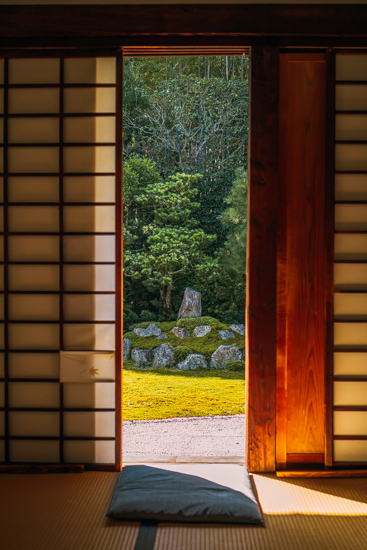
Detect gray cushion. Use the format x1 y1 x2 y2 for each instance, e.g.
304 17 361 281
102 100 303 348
106 464 263 524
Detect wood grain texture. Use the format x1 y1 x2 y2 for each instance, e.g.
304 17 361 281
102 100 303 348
278 54 327 462
246 46 278 473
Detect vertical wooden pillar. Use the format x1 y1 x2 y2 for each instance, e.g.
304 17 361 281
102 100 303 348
246 46 278 473
277 54 327 468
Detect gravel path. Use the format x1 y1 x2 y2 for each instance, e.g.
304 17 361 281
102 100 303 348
122 414 246 457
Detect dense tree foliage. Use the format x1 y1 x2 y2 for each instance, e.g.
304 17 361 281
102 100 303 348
123 56 249 327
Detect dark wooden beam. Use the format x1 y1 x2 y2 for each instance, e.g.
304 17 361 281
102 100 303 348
1 5 367 39
246 46 278 473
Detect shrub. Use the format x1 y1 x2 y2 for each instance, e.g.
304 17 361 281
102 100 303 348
225 360 245 372
177 316 228 331
174 346 193 363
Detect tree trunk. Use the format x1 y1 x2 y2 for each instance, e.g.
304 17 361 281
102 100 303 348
160 285 172 320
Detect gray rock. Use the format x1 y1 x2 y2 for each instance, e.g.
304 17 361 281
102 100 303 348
219 330 235 340
193 325 212 337
172 326 190 339
123 337 131 360
153 344 175 368
230 324 246 336
157 332 167 339
177 354 208 370
131 348 153 367
177 287 201 320
210 345 242 368
134 323 161 337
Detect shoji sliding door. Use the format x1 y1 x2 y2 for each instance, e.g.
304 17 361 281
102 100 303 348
0 53 122 469
334 52 367 465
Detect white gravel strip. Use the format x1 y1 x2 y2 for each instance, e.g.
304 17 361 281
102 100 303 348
122 414 246 456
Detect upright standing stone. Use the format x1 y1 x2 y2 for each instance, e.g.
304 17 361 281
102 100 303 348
177 288 201 320
123 338 131 360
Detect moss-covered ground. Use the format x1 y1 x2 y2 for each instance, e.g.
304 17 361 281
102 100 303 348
122 364 245 421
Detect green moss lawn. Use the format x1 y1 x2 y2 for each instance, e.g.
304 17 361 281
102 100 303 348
122 364 245 421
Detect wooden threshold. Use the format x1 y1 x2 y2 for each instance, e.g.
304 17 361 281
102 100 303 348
0 464 84 474
277 469 367 478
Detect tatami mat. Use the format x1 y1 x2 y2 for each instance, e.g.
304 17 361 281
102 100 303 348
1 471 367 550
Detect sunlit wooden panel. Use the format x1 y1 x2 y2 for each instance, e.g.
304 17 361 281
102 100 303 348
60 351 115 382
334 322 367 348
63 265 115 291
334 411 367 436
63 323 115 351
9 265 59 291
334 381 367 406
63 176 115 203
0 353 4 378
335 174 367 202
64 88 116 114
8 177 59 203
8 147 59 173
8 118 59 144
0 89 3 114
334 293 367 320
336 84 367 111
336 54 367 81
8 382 60 408
334 440 367 462
63 206 115 233
63 382 115 409
8 324 59 350
335 204 367 231
335 144 367 172
8 206 59 232
9 353 59 379
9 59 60 84
0 177 3 202
0 440 4 462
334 233 367 261
63 295 115 322
64 440 114 464
64 58 116 84
0 382 4 407
8 88 60 114
10 440 59 463
64 117 115 143
9 412 59 437
8 236 59 262
0 265 3 291
334 352 367 375
63 146 115 173
64 411 115 437
334 263 367 289
335 114 367 141
9 295 59 321
63 235 115 262
0 411 4 436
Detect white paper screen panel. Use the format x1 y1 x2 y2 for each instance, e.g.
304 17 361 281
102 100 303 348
0 353 4 378
64 88 116 114
63 323 115 351
8 147 59 173
63 295 115 321
63 146 115 173
8 265 59 292
0 382 4 407
335 144 367 172
8 118 59 144
9 412 59 437
8 59 60 84
9 353 59 379
334 441 367 463
334 352 367 376
10 441 59 463
0 148 3 173
334 293 367 320
64 58 116 84
8 236 59 262
334 412 367 436
8 206 59 233
9 295 59 321
336 85 367 112
63 176 115 203
64 440 114 464
0 411 4 437
0 178 3 202
8 88 60 114
64 412 115 437
334 322 367 348
336 55 367 81
8 177 59 203
64 117 115 143
63 235 115 262
60 351 115 382
335 235 367 262
334 381 367 406
335 204 367 231
63 382 115 409
8 382 60 408
63 206 115 233
8 324 59 350
0 89 3 113
63 265 115 292
335 115 367 141
335 263 367 290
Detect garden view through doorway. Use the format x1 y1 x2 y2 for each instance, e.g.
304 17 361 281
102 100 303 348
122 55 249 461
